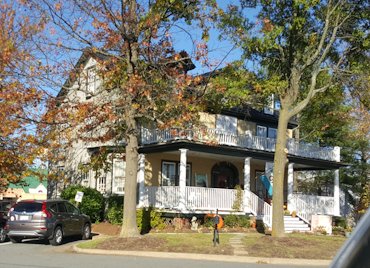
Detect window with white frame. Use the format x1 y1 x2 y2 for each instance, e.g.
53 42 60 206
268 128 277 139
86 66 97 99
161 161 191 186
216 115 237 134
113 159 125 193
97 176 106 193
257 125 277 139
162 161 177 186
81 165 89 187
257 125 267 137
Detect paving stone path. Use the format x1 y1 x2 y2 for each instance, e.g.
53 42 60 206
229 234 249 256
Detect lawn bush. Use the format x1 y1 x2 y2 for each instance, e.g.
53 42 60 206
60 185 104 222
105 203 165 234
203 217 214 228
224 214 250 228
136 207 166 234
105 195 124 224
224 214 239 228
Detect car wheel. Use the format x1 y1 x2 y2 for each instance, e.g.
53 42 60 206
49 226 63 246
82 223 91 240
9 237 22 243
0 227 7 243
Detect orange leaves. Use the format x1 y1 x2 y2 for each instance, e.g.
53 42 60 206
0 1 46 183
55 2 62 11
262 18 273 32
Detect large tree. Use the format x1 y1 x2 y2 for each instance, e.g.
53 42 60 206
217 0 368 236
0 0 46 191
31 0 217 237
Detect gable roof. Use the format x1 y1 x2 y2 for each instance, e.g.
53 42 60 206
8 169 48 193
57 48 196 99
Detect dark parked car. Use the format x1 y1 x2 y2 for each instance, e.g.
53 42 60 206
0 200 13 243
6 199 91 246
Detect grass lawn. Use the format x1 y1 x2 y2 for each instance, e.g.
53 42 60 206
243 232 346 259
78 232 347 259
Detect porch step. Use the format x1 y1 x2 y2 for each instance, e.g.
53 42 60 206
284 216 311 233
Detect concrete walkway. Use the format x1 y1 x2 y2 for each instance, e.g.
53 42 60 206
229 233 249 256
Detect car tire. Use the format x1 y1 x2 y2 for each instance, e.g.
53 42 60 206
82 223 91 240
9 237 22 243
0 226 7 243
49 226 63 246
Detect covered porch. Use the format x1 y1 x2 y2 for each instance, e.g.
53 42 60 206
136 146 343 227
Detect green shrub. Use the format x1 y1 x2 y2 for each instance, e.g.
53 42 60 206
332 226 345 236
238 215 251 228
107 205 123 225
224 214 239 227
333 216 347 229
203 217 214 228
136 207 166 234
60 185 104 222
105 195 124 225
224 214 250 228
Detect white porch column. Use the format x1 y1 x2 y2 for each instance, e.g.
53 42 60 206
137 154 146 208
265 162 274 178
287 163 294 212
179 149 188 210
243 157 251 213
334 169 340 216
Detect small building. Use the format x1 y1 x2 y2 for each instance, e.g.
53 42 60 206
1 172 48 202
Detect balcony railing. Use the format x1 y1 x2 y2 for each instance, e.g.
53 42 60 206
140 127 340 162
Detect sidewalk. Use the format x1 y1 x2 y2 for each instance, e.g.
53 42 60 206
72 233 331 266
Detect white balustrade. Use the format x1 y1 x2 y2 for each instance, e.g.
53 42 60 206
140 127 338 162
249 191 272 227
144 186 240 212
291 194 335 223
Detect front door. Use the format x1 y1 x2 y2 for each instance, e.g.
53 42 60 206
211 162 239 189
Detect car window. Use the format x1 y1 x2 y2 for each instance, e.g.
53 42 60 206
0 202 9 211
13 202 42 213
57 202 67 213
65 202 79 214
49 203 58 213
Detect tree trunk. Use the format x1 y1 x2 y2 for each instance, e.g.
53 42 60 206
120 125 140 237
271 107 290 237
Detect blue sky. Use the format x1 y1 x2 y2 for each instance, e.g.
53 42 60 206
170 1 260 75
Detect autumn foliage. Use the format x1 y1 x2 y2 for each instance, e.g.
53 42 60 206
0 1 45 190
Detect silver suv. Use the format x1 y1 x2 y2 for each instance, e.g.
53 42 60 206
6 199 91 246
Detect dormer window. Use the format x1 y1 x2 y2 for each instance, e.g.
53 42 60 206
86 66 97 99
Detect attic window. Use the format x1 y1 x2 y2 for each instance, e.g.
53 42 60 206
86 66 97 99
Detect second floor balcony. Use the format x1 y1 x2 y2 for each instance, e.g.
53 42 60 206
140 127 340 162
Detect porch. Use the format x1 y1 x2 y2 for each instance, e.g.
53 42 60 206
135 143 342 229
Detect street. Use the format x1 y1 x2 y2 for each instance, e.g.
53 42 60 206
0 238 328 268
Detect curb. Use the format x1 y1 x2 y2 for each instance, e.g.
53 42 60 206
72 244 331 266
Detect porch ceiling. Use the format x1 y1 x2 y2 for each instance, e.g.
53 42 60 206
139 141 347 171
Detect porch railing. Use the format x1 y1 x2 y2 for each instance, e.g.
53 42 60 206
249 191 272 227
143 186 273 227
144 186 239 212
291 194 335 224
142 187 335 228
140 127 339 162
